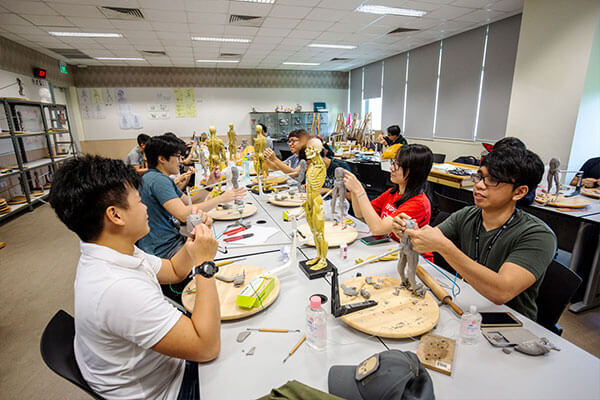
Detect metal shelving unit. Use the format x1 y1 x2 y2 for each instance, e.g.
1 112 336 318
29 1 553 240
0 98 78 222
249 111 329 139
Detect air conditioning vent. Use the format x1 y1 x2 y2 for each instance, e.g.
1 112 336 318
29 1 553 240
229 14 264 27
388 27 420 34
220 53 242 57
330 57 351 61
99 6 144 20
47 48 92 59
141 50 167 56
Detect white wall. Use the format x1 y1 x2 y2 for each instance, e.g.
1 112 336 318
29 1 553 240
78 87 348 140
506 0 600 166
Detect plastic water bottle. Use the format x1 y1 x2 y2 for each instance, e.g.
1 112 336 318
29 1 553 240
242 156 250 179
460 305 482 344
306 296 327 351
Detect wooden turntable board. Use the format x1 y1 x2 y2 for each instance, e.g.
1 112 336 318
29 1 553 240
581 188 600 199
268 192 307 207
207 203 257 220
181 265 280 320
535 193 590 209
251 175 288 185
297 220 358 247
339 275 440 338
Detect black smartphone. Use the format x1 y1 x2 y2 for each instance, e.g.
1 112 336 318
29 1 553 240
480 312 522 327
360 235 391 245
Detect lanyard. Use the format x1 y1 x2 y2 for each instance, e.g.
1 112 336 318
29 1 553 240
474 211 516 265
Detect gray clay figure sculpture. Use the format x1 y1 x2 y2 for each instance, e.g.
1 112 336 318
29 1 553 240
396 220 424 297
330 167 347 227
547 158 560 195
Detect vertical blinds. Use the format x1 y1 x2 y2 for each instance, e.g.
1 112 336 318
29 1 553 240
405 41 440 139
435 26 486 140
363 61 383 99
349 68 362 114
381 53 407 131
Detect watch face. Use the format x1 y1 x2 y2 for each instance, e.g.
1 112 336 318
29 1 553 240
202 262 218 277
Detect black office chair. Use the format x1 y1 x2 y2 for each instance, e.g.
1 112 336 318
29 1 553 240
40 310 104 400
434 191 470 214
432 153 446 163
535 260 582 336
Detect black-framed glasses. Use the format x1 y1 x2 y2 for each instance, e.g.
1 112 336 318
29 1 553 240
470 173 510 187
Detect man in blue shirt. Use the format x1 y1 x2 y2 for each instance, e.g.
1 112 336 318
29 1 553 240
264 129 310 176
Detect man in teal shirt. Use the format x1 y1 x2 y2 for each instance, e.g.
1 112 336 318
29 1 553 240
393 146 556 320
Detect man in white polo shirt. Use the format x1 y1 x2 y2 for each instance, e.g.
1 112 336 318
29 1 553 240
49 155 221 399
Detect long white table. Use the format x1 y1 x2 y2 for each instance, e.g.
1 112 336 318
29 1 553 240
197 188 600 400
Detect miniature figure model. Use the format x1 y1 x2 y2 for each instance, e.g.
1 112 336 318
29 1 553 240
198 144 208 178
397 220 424 296
303 139 329 271
231 166 243 206
295 159 307 184
253 125 268 181
227 123 237 162
547 158 560 195
207 125 226 172
331 167 347 227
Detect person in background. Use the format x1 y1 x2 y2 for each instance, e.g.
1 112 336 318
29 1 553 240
298 139 351 192
137 135 246 299
264 129 310 176
570 157 600 188
392 146 556 320
344 144 434 262
377 125 407 147
258 123 274 150
49 155 220 399
124 133 150 174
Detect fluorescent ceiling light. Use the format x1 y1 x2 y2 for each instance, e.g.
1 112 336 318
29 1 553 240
96 57 145 61
355 5 427 17
49 32 123 38
192 37 251 43
309 43 357 49
234 0 275 3
196 59 240 63
283 62 320 66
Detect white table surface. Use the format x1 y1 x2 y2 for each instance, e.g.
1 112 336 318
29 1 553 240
198 190 600 400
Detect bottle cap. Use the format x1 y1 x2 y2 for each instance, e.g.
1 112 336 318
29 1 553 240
469 305 477 314
310 295 322 310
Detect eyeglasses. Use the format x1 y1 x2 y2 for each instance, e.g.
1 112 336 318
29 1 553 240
470 173 510 187
288 138 299 144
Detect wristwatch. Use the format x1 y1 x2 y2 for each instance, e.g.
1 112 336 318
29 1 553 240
189 261 219 279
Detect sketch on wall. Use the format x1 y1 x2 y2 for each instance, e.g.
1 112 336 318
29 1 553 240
116 88 142 129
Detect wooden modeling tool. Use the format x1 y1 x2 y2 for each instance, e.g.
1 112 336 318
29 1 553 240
416 266 463 316
247 328 301 333
216 258 246 267
283 335 306 363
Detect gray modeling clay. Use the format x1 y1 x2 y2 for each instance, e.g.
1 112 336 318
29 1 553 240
233 270 245 287
246 346 256 356
237 331 251 343
360 288 371 299
365 276 373 284
396 220 424 296
341 284 358 296
502 348 513 354
330 167 347 226
296 159 307 184
393 287 401 296
185 213 203 236
515 338 553 356
231 166 243 205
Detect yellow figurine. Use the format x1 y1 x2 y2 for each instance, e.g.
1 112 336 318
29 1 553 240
253 125 268 180
207 125 226 171
227 123 237 162
303 138 328 271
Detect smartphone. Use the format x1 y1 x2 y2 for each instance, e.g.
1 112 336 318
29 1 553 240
480 312 522 328
360 235 391 246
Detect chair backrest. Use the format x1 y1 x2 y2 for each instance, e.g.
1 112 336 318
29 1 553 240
536 260 582 334
434 191 470 215
40 310 104 400
432 153 446 163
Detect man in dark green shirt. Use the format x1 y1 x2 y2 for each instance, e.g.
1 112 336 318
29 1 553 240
393 146 556 320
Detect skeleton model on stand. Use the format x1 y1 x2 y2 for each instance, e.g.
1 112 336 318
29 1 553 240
547 158 560 196
227 123 237 162
303 139 328 271
206 125 227 195
330 167 346 227
397 220 425 297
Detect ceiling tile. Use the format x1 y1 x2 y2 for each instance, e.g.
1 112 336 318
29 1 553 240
223 26 259 36
187 12 228 24
424 5 475 20
138 0 185 10
304 7 350 22
141 9 187 23
286 29 321 40
66 16 115 29
490 0 524 12
1 1 58 15
46 3 105 18
295 19 334 32
156 31 190 40
151 22 190 32
4 24 47 35
268 5 312 19
328 23 358 33
261 17 300 29
316 0 363 11
454 8 507 22
451 0 495 7
314 31 347 41
228 2 272 17
277 0 321 5
22 15 75 26
121 30 159 39
110 20 154 31
188 24 225 35
342 12 383 26
0 13 34 25
256 27 291 37
183 0 229 13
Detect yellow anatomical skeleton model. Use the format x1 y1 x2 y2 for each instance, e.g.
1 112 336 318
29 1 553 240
253 125 268 180
227 123 237 162
303 138 328 271
207 125 227 194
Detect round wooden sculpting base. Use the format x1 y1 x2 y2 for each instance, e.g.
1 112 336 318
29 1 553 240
297 221 358 247
251 175 288 185
581 188 600 199
207 203 257 220
339 275 440 338
181 265 280 320
535 194 590 209
268 192 307 207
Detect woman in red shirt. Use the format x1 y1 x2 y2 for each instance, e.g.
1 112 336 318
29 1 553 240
344 144 434 260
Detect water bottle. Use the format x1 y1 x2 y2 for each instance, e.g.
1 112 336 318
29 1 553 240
306 296 327 351
242 155 250 179
460 305 482 345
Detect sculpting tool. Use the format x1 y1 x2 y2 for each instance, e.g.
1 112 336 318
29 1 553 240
224 233 254 242
283 335 306 363
246 328 301 333
216 257 246 267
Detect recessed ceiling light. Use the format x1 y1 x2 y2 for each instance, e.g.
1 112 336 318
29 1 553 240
309 43 357 49
196 59 240 63
355 5 427 17
96 57 144 61
233 0 275 3
192 37 251 43
49 32 123 38
283 62 320 66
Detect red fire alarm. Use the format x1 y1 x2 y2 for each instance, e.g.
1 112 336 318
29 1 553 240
33 68 47 79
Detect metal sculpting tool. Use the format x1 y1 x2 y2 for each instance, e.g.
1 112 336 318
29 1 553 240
283 335 306 363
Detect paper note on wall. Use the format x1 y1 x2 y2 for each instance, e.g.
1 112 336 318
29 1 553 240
174 88 186 117
91 88 103 104
174 88 196 117
184 88 196 117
